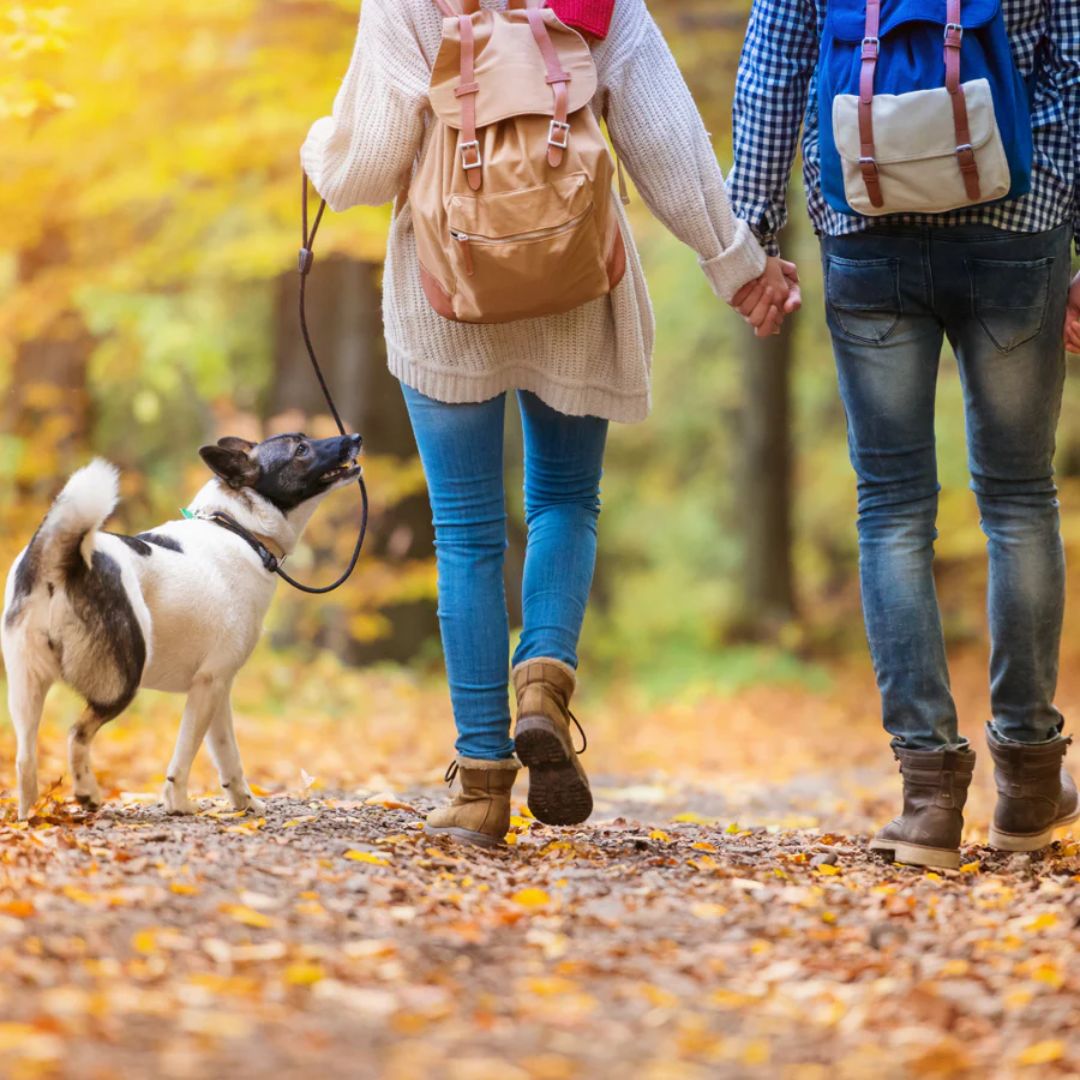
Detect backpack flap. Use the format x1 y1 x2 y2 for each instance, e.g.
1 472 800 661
833 78 1009 215
826 0 1001 43
429 10 597 130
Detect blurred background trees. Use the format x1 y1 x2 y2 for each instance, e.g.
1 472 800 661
2 0 1079 693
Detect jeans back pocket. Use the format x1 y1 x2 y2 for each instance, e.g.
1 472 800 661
966 256 1053 354
825 255 901 344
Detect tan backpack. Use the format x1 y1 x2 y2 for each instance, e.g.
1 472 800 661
407 0 626 324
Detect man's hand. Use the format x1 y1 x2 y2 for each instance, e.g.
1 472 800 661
731 256 802 337
1066 270 1080 355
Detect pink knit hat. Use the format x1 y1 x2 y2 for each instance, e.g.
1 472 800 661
549 0 615 39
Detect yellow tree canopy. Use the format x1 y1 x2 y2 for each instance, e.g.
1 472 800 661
1 0 390 351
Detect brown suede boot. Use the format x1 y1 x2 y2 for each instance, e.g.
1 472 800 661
424 757 519 849
869 748 976 869
512 658 593 826
987 731 1079 852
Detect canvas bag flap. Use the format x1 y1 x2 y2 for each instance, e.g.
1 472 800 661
827 0 1001 42
429 8 598 130
833 78 998 164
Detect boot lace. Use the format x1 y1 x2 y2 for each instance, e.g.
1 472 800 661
568 709 588 755
444 760 459 786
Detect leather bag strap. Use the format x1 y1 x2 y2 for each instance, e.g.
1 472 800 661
456 13 483 190
857 0 884 209
525 5 572 167
945 0 981 201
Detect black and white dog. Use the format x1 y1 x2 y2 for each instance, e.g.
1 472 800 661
1 433 361 820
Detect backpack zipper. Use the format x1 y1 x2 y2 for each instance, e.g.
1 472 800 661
451 207 595 278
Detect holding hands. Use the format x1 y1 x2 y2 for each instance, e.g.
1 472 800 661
1066 270 1080 355
731 256 802 337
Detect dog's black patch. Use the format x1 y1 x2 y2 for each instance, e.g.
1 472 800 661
135 532 183 554
62 548 146 722
108 532 153 557
4 527 43 627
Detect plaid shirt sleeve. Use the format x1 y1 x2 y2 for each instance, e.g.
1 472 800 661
726 0 820 257
1048 0 1080 248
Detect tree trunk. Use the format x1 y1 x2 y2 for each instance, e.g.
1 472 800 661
735 314 797 636
3 227 94 499
268 255 437 664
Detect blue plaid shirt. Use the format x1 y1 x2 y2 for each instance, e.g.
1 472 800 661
727 0 1080 255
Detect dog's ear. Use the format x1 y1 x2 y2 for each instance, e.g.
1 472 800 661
199 444 259 489
216 436 257 453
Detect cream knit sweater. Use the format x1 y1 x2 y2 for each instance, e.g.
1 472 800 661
301 0 765 423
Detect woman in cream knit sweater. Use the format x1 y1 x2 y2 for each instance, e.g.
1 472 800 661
302 0 770 846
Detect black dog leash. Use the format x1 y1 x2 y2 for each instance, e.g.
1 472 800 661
204 175 369 595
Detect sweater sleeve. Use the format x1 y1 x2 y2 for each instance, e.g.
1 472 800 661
601 3 767 302
300 0 430 213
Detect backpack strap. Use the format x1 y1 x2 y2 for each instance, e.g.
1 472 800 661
432 0 479 14
945 0 982 202
456 12 483 189
524 3 573 167
857 0 884 209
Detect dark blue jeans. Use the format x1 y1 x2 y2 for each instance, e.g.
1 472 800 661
822 225 1071 750
402 384 607 761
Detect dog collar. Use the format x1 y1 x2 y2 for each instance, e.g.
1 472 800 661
191 509 287 574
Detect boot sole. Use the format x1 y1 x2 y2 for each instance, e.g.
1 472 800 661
989 810 1080 852
424 823 504 849
515 717 593 827
869 838 960 870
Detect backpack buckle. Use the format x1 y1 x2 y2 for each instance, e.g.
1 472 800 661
460 140 482 170
861 35 879 59
548 120 570 150
944 23 963 47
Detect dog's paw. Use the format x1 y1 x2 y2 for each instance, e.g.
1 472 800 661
161 781 197 815
230 790 265 816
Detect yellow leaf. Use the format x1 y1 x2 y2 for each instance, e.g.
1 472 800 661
821 911 837 925
691 841 717 852
504 832 519 845
509 815 532 829
249 784 270 796
344 850 390 866
960 861 981 873
61 885 96 904
649 830 671 842
925 872 943 882
169 883 199 896
671 812 710 825
512 887 551 909
283 962 324 987
816 864 841 876
1016 1041 1064 1067
132 928 158 955
1024 912 1058 932
690 902 728 921
221 904 274 929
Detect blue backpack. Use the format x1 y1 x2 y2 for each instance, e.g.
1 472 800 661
818 0 1033 218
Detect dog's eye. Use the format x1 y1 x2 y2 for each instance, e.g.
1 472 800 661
295 444 309 458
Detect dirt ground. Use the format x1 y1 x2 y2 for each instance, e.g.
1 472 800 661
2 642 1080 1079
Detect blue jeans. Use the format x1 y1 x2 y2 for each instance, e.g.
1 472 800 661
822 225 1071 750
401 384 608 760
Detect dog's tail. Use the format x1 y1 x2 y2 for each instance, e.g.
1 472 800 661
38 459 120 576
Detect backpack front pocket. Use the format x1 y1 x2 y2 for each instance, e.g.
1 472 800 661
445 172 610 323
832 79 1011 216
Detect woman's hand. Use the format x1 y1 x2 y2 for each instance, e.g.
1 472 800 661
1065 270 1080 355
731 257 802 337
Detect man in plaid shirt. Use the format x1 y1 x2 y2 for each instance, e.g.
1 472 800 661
728 0 1080 868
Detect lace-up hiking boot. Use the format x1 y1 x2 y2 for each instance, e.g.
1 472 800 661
987 731 1079 852
512 658 593 826
869 748 976 870
424 757 519 849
